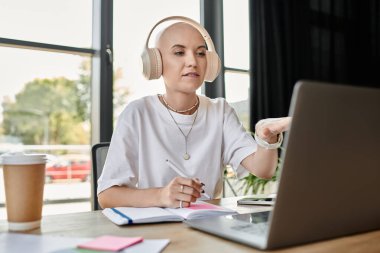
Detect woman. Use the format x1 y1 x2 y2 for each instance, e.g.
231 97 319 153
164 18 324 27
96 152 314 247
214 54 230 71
98 17 291 209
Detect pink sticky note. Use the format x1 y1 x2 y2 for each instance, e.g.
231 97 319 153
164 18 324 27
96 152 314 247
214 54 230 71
187 203 221 210
77 235 143 251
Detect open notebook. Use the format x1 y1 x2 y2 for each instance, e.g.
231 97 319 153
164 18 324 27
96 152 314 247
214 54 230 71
102 201 237 225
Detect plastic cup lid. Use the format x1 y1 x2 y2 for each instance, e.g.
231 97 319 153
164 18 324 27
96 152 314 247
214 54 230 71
0 152 47 165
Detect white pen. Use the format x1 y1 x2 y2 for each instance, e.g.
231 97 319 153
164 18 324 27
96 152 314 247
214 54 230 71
166 159 211 199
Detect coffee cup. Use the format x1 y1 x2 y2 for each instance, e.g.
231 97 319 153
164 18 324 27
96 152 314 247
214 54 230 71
1 152 47 231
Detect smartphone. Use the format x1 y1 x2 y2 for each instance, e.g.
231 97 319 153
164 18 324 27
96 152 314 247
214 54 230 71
237 197 275 206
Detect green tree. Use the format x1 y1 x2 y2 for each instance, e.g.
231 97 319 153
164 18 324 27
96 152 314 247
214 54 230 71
2 59 130 145
75 60 91 122
2 77 89 145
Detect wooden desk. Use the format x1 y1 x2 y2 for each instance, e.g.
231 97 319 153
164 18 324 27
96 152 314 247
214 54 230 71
1 197 379 253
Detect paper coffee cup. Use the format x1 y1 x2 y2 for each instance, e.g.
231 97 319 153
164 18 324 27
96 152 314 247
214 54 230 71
1 153 47 231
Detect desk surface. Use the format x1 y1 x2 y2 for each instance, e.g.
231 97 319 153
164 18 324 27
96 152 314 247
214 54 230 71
1 197 380 253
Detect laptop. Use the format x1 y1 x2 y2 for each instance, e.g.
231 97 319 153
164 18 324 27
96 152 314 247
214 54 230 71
185 80 380 250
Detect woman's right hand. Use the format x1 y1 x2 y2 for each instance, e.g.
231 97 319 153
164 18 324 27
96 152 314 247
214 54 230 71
159 177 203 208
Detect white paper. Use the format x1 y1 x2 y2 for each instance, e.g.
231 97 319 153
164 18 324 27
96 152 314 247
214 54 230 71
0 233 89 253
0 233 170 253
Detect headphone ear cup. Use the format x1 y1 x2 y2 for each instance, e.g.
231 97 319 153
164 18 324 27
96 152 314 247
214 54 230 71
141 48 163 80
205 51 221 82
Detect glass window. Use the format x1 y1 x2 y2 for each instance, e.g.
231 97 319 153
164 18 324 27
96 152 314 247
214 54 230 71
223 0 250 131
223 0 249 69
0 47 92 216
0 0 92 48
224 71 250 130
224 70 251 197
113 0 200 119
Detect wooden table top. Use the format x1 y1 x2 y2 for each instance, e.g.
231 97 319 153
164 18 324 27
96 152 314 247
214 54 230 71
1 197 379 253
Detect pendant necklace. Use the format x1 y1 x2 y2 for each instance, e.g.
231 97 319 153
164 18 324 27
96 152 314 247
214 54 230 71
162 95 199 160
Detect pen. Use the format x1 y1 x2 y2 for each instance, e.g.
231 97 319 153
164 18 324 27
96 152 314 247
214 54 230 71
166 159 211 199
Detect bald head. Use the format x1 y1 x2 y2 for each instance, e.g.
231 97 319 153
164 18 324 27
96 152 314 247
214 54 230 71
155 22 206 50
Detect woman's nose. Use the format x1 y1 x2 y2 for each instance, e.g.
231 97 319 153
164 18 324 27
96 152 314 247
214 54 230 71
185 53 197 67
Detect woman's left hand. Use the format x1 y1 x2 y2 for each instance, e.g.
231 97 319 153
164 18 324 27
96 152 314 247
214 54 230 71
255 117 292 143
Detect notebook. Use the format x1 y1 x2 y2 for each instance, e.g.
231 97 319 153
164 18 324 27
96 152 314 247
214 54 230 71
103 201 237 225
185 81 380 250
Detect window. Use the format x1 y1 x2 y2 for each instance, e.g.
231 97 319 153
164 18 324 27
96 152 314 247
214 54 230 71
224 72 250 130
223 0 250 130
0 1 254 215
0 0 94 217
113 0 200 119
0 0 92 47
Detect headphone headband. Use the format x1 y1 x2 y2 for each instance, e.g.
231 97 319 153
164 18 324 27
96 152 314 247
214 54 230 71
141 16 221 81
144 16 216 52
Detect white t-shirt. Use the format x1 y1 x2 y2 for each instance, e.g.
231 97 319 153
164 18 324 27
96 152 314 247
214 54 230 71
97 95 257 198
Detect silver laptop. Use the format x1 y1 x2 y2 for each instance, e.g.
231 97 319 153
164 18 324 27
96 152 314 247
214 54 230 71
185 80 380 250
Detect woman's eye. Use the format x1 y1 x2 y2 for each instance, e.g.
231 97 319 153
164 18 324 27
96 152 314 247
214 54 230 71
197 51 206 57
174 51 184 56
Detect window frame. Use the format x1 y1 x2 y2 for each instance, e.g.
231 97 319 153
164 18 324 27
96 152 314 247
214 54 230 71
0 0 113 211
201 0 251 130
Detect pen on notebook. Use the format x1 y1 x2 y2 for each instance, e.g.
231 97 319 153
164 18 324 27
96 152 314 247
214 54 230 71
165 159 211 199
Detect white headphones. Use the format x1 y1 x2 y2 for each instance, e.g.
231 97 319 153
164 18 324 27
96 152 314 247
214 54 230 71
141 16 221 82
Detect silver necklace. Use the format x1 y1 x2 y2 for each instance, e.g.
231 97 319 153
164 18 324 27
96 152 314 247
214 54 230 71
163 96 199 160
161 95 199 113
